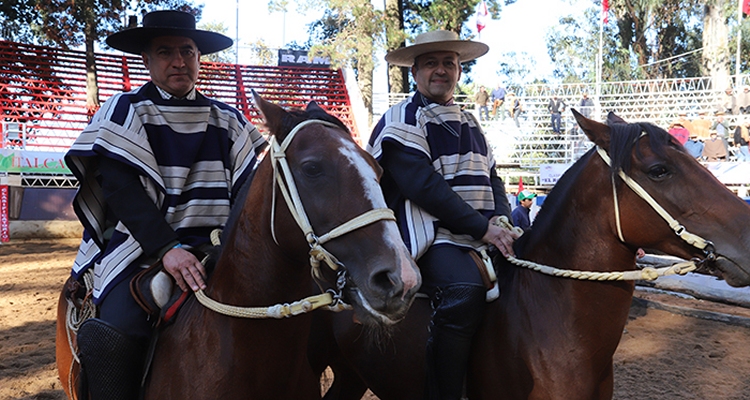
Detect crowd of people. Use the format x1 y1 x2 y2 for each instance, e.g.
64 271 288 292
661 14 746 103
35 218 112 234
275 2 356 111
668 108 750 162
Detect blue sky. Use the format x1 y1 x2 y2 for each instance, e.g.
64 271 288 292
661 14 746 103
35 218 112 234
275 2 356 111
198 0 589 87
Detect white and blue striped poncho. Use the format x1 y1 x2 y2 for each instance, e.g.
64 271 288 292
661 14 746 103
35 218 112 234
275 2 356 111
66 82 266 302
367 91 496 260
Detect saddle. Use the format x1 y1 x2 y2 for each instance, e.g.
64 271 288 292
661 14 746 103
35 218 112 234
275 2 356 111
129 246 215 327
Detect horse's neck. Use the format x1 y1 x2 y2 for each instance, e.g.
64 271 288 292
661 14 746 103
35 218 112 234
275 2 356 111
207 171 313 305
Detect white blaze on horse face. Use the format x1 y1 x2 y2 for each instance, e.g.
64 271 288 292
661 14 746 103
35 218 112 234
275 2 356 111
337 138 420 297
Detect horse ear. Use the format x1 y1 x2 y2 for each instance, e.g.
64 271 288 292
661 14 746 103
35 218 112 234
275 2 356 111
572 108 611 151
252 89 288 140
607 112 627 125
306 101 324 112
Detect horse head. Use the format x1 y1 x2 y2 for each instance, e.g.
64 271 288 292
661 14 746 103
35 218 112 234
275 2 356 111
252 92 421 326
573 109 750 287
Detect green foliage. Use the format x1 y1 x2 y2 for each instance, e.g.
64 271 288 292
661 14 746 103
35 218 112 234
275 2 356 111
198 21 235 64
0 0 201 49
546 0 704 81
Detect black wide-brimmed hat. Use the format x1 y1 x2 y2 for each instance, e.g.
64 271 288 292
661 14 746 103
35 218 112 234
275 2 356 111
106 10 232 55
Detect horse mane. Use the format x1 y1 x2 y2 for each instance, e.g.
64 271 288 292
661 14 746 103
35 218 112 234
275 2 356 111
280 102 350 137
513 119 674 258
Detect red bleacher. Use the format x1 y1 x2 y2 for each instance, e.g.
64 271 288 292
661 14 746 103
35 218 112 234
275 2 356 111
0 40 358 152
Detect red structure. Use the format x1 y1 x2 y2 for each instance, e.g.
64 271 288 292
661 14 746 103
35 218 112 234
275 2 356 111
0 40 358 152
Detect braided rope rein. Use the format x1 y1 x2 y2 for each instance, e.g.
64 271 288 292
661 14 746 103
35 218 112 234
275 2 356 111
194 229 349 318
64 269 96 396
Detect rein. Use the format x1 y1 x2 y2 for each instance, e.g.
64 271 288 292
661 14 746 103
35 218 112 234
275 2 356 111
498 135 715 281
194 120 395 318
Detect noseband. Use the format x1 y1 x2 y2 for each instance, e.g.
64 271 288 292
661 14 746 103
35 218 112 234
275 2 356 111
595 137 716 265
269 119 396 283
194 119 396 318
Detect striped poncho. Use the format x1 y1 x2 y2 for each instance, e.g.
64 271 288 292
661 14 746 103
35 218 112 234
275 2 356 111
367 91 498 260
66 82 267 302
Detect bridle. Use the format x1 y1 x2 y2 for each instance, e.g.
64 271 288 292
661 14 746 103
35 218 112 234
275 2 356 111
500 131 717 281
595 133 716 266
194 119 396 318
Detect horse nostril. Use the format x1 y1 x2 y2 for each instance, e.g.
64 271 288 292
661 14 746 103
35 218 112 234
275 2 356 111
370 269 400 296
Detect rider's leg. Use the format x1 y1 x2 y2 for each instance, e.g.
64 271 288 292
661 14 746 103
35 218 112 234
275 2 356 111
77 269 151 400
419 245 488 400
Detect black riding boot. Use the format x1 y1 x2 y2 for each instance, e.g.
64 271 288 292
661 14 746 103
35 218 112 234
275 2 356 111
77 318 147 400
425 284 487 400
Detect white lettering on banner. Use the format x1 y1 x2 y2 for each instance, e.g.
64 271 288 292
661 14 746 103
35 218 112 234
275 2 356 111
281 54 295 63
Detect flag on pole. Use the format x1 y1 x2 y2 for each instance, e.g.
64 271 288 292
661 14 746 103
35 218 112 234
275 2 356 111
476 1 489 33
602 0 609 23
517 177 524 195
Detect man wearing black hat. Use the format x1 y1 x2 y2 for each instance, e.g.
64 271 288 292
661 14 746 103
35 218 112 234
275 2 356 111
66 10 267 399
368 30 518 399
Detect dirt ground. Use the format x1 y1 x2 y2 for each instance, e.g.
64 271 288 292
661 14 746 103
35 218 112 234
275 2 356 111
2 239 750 400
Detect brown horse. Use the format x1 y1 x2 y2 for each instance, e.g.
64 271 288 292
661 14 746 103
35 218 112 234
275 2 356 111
315 111 750 399
56 94 421 399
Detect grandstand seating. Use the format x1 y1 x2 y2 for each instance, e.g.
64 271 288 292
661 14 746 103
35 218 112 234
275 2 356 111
0 40 358 153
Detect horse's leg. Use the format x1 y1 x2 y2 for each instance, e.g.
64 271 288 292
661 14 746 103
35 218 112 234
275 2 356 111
55 280 80 400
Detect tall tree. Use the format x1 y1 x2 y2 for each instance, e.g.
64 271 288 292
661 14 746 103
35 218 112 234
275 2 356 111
547 0 705 82
307 0 383 126
3 0 201 111
703 0 731 89
391 0 515 91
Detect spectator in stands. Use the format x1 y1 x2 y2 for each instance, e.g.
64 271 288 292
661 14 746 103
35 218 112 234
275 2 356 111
692 111 711 140
474 85 491 121
702 131 727 161
711 110 730 155
512 190 536 232
506 92 522 128
65 10 267 399
684 133 704 159
491 83 506 119
739 86 750 114
579 92 595 119
548 94 566 134
722 87 738 115
733 118 750 162
668 122 689 145
369 29 518 400
673 111 695 138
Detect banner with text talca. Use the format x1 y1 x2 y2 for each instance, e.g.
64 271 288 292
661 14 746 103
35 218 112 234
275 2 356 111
0 149 70 174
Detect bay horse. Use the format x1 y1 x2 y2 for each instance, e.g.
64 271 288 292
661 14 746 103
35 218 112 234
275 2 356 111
56 93 421 399
314 110 750 399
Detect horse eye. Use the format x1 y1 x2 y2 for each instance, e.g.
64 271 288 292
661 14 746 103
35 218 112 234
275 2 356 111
301 161 323 177
647 165 669 180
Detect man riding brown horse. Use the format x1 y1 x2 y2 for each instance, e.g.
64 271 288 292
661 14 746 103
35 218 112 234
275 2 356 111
367 30 519 399
65 10 266 399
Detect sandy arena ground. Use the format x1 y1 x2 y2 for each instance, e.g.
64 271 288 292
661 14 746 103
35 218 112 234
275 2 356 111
1 239 750 400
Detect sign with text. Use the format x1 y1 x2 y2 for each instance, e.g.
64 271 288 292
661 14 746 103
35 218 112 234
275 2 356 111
277 49 331 68
0 149 70 174
539 163 573 186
